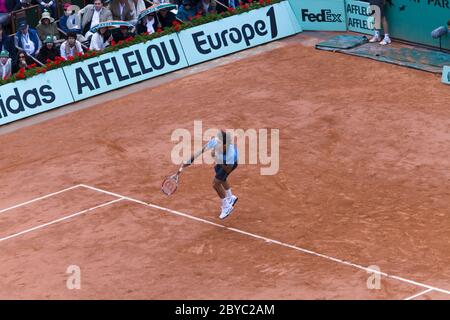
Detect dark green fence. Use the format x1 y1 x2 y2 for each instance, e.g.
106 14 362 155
383 0 449 50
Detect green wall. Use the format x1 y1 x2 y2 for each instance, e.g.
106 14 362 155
383 0 450 50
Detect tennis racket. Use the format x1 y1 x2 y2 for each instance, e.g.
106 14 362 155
161 138 216 196
161 165 183 196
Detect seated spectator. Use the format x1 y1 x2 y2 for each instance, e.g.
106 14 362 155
89 26 111 51
38 0 56 18
59 2 70 33
79 0 113 39
36 11 59 42
60 3 84 37
37 35 58 63
111 25 134 41
157 6 176 29
60 31 83 59
109 0 134 22
15 50 31 72
128 0 145 24
0 49 11 79
0 0 16 26
198 0 216 15
14 20 41 57
136 12 157 34
0 23 12 53
176 0 199 21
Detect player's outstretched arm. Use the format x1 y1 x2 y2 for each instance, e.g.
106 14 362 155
183 137 217 167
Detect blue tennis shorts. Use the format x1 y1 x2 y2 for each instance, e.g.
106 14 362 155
214 163 238 182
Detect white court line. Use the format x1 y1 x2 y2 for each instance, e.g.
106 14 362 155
80 184 226 229
0 198 123 243
404 288 434 300
0 184 83 215
79 184 450 297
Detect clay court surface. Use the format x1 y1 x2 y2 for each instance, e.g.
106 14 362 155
0 38 449 299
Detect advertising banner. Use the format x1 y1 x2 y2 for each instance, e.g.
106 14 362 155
63 33 188 101
1 2 304 126
442 66 450 84
178 2 302 65
0 68 73 126
289 0 347 31
345 0 373 35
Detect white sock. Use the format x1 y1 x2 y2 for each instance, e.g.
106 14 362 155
384 34 390 39
374 30 380 38
225 188 233 198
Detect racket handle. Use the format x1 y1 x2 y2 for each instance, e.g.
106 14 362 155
184 149 205 166
182 139 211 167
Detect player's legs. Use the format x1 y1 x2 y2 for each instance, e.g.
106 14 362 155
214 164 238 219
369 0 382 42
369 0 391 45
213 177 232 219
221 180 238 206
380 15 391 45
213 164 227 199
213 178 226 199
382 15 389 34
222 180 231 196
213 165 230 217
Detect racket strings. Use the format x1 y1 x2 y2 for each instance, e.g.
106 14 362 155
162 175 178 195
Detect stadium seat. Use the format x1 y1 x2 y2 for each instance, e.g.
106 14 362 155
11 5 42 34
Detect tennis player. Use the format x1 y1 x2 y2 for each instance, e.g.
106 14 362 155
194 130 237 219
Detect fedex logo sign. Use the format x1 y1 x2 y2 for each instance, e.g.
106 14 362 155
301 9 343 23
290 0 346 31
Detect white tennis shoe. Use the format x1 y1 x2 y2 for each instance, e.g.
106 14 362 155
380 37 392 45
228 195 238 207
369 35 381 43
219 202 234 220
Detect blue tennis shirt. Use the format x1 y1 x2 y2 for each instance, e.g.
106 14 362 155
206 138 238 165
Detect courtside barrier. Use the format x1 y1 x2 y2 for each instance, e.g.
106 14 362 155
443 66 450 84
177 1 301 65
287 0 450 50
288 0 346 31
344 0 450 50
0 68 74 126
345 0 372 35
0 1 303 125
63 33 188 101
385 0 450 50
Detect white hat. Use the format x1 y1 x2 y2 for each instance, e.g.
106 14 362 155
40 11 55 24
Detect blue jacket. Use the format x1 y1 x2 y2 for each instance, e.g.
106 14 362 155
15 28 41 56
59 15 69 33
59 15 82 34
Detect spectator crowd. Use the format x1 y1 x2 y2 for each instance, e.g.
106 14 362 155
0 0 251 80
